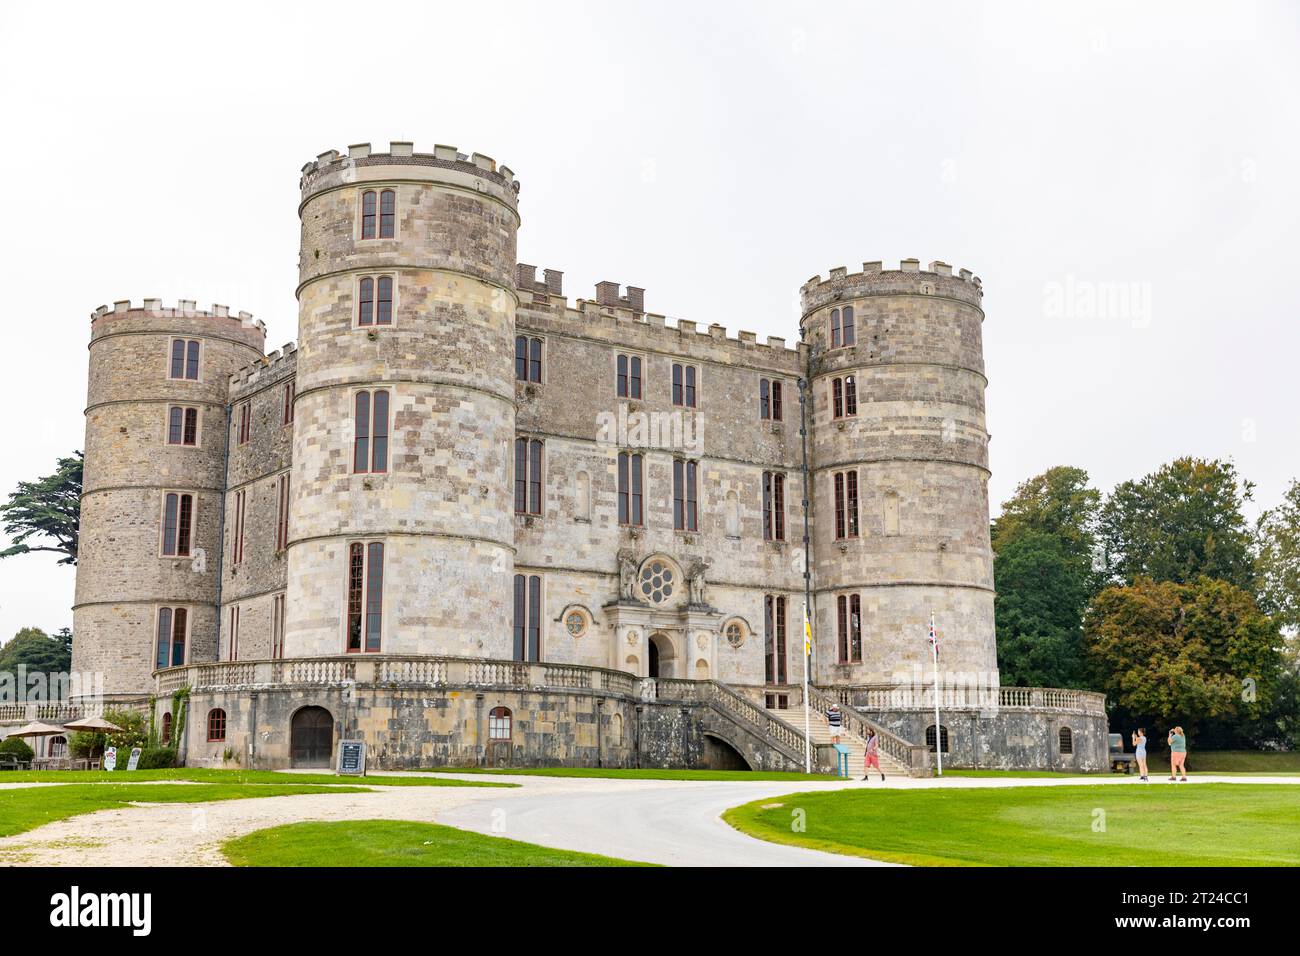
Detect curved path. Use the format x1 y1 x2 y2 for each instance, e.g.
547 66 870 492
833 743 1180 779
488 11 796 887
2 772 1296 867
435 777 887 867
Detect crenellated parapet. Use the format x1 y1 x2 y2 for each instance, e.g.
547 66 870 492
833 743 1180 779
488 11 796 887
90 299 266 338
299 141 520 211
801 259 983 317
516 294 804 373
229 341 297 397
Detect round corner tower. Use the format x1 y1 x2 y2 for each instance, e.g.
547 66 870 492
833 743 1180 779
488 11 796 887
286 142 521 659
74 300 266 699
801 259 996 686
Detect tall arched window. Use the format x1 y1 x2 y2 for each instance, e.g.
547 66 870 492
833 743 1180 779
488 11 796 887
673 458 698 531
353 390 389 473
514 438 543 515
764 594 787 684
155 606 188 669
512 575 542 662
161 492 194 556
762 472 785 541
926 724 949 754
837 594 862 663
161 712 173 745
207 708 227 742
346 541 385 653
617 452 643 526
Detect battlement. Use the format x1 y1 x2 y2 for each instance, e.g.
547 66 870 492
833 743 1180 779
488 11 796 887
517 294 803 372
594 281 645 314
300 141 520 202
800 259 983 315
89 299 267 337
230 341 298 393
516 263 564 298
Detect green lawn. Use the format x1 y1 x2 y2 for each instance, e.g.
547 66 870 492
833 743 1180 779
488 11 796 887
0 783 370 838
943 769 1098 778
723 784 1300 866
1184 751 1300 774
222 819 652 867
0 768 513 787
423 766 830 782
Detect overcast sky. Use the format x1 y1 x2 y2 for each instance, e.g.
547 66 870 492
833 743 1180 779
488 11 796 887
1 1 1297 645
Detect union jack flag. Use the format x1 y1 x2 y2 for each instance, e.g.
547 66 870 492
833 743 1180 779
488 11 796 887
928 614 940 660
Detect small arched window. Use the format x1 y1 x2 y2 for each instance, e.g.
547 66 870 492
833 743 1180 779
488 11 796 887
488 706 512 740
357 276 393 326
926 724 949 754
358 277 374 325
360 190 395 239
161 712 173 745
207 708 227 742
379 189 395 238
376 276 393 325
361 190 377 238
1059 727 1074 755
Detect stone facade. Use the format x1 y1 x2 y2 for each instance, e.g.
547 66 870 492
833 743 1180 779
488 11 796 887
72 140 1107 772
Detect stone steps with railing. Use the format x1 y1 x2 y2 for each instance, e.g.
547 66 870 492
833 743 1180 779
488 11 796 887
766 706 907 777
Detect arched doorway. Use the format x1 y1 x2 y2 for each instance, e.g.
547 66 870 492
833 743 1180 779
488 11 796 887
648 632 675 678
291 706 335 768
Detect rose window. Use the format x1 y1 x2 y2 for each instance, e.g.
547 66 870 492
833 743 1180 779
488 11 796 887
565 611 588 637
725 623 744 648
639 561 674 604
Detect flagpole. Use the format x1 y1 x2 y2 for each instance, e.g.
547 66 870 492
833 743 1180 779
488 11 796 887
931 610 943 776
802 602 812 774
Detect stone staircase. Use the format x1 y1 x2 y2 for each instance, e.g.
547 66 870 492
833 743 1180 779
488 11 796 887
764 704 906 777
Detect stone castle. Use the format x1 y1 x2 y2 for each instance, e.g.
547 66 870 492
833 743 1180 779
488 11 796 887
70 141 1107 773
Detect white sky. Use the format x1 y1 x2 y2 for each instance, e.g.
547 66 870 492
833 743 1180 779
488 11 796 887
1 1 1297 646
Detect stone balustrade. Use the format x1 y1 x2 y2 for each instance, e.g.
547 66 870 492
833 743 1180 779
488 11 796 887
157 655 665 701
842 683 1106 716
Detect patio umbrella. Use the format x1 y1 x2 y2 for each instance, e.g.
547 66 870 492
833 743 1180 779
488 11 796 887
60 715 123 733
2 720 68 738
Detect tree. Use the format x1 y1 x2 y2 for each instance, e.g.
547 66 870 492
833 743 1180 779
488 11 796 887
991 467 1102 688
1098 457 1256 591
1257 478 1300 633
991 465 1102 564
0 627 72 675
1083 576 1281 735
0 451 82 565
994 531 1091 687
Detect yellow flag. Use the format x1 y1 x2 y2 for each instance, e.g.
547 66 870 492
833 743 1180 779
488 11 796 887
803 602 812 655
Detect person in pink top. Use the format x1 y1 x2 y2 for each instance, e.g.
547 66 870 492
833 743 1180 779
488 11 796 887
861 728 884 781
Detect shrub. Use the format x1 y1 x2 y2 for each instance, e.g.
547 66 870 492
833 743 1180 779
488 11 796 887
136 746 177 770
0 737 35 763
68 707 149 760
